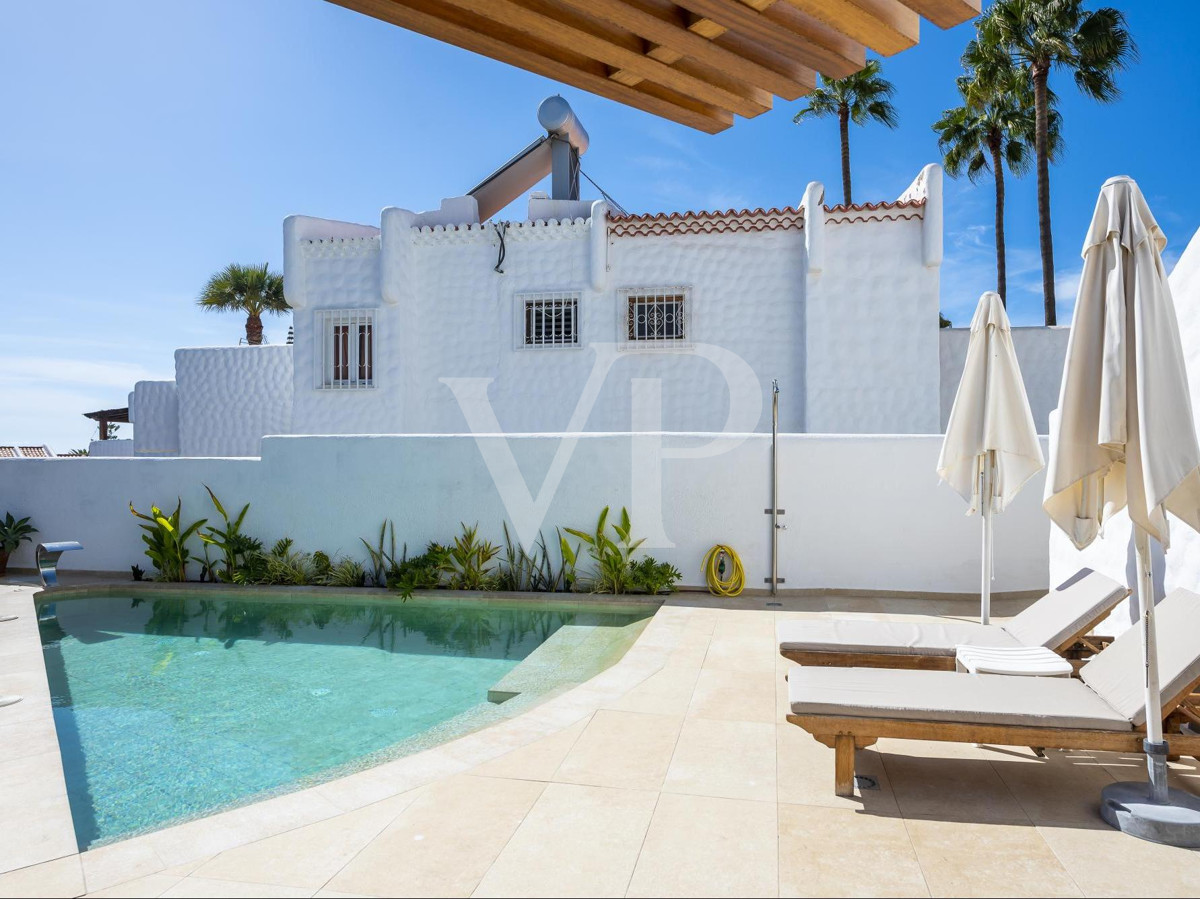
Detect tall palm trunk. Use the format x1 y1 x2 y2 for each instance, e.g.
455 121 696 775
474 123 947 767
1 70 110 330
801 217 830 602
989 134 1007 306
1032 63 1056 325
838 104 852 205
245 313 264 345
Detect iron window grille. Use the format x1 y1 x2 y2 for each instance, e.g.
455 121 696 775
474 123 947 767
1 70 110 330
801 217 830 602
620 287 690 349
316 309 375 389
517 291 581 349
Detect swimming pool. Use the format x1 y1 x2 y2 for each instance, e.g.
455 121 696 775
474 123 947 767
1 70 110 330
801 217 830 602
37 590 652 848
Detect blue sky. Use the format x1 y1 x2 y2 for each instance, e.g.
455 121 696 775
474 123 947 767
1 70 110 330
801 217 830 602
2 1 1197 450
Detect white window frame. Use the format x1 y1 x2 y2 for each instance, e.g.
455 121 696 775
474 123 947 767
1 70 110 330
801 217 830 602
315 309 376 389
618 286 691 351
515 291 582 350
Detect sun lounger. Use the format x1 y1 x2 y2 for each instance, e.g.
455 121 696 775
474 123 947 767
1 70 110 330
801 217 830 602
776 568 1128 670
785 588 1200 795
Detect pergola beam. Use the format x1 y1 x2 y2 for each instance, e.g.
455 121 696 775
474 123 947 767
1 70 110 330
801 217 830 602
329 0 981 132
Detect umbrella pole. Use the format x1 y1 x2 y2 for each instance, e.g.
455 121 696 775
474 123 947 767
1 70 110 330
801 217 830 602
1134 526 1169 802
980 452 993 626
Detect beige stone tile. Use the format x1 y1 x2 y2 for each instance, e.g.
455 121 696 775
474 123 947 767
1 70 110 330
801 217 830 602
606 667 700 717
148 789 344 868
627 793 777 898
1037 822 1200 897
158 858 212 878
470 718 589 782
158 876 312 898
881 750 1030 823
193 793 415 890
86 873 182 897
473 782 658 898
777 726 900 815
0 854 84 899
313 892 370 899
553 710 681 791
326 775 544 898
687 668 777 724
777 804 928 898
0 751 78 874
664 718 776 802
701 631 776 674
81 837 166 894
990 752 1117 826
905 818 1081 898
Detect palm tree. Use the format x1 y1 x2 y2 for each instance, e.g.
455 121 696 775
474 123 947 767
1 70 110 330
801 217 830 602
793 59 898 206
934 65 1060 305
197 263 288 345
977 0 1136 325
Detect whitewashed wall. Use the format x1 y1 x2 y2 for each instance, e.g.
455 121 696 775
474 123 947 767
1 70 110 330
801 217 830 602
130 381 179 455
86 439 134 457
0 433 1049 595
940 326 1070 434
284 172 941 438
805 211 940 433
1049 227 1200 630
175 346 293 457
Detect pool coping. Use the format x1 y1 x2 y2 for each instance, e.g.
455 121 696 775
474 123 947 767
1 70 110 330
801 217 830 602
2 581 684 896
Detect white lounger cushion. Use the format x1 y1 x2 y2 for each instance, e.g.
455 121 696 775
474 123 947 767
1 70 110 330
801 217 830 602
777 618 1019 656
776 568 1126 657
788 666 1131 731
1081 588 1200 727
998 568 1127 650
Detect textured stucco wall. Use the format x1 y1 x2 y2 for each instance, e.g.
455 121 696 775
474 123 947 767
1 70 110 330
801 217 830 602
86 439 134 457
1048 227 1200 631
175 346 293 457
287 194 936 437
804 213 941 433
0 433 1049 595
131 381 179 455
940 325 1070 434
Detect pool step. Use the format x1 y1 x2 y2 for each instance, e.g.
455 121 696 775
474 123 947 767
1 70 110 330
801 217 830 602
486 620 642 704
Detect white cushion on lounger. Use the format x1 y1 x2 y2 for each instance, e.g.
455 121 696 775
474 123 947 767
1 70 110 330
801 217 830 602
776 618 1020 656
999 568 1127 649
1081 588 1200 727
788 666 1131 731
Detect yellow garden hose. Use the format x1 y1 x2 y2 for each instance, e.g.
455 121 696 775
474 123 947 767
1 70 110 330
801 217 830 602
702 545 745 597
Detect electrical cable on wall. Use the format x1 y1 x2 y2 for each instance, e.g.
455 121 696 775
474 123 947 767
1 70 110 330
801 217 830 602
493 221 508 273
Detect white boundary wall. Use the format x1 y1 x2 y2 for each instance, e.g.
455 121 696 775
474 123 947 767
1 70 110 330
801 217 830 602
0 432 1049 595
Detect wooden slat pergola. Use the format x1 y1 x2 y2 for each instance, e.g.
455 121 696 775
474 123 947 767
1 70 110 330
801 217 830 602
330 0 981 133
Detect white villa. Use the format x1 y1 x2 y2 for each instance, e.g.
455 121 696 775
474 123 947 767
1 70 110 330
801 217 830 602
91 101 1069 459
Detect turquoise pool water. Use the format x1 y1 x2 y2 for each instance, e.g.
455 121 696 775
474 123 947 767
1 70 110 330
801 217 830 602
38 591 650 848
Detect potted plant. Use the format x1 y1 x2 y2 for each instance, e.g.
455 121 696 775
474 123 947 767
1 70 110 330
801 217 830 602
0 513 37 575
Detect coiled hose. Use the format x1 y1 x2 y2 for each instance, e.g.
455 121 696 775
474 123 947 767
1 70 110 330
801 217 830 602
702 545 745 597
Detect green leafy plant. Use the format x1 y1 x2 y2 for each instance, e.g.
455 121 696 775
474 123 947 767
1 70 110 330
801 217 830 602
361 520 398 587
199 486 262 583
388 543 449 600
325 558 367 588
628 557 682 595
441 523 499 590
0 512 37 575
130 564 145 582
497 524 578 593
565 507 645 594
129 500 207 582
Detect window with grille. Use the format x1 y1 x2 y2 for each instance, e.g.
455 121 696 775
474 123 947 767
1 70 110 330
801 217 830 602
620 287 689 347
518 292 580 349
316 309 374 389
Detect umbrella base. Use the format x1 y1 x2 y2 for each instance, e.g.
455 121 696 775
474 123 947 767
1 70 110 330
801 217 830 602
1100 781 1200 847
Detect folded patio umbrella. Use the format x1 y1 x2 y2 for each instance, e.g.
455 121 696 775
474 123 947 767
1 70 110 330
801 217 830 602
938 290 1044 624
1044 176 1200 825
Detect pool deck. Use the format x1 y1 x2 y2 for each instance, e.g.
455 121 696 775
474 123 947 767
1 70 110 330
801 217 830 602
1 576 1198 898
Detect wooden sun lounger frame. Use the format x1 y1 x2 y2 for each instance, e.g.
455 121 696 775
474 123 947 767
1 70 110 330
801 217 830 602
779 588 1130 672
786 672 1200 797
